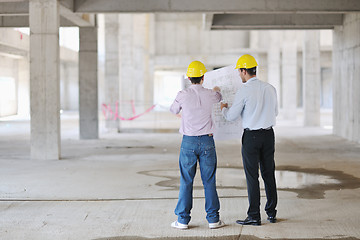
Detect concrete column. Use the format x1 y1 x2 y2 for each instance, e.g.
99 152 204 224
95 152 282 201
303 30 321 126
267 31 281 107
29 0 60 160
119 14 152 122
133 14 152 110
282 33 298 120
104 14 119 130
145 14 155 107
119 14 134 119
79 26 98 139
333 13 360 143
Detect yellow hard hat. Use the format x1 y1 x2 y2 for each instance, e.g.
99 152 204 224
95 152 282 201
186 61 207 77
235 54 258 69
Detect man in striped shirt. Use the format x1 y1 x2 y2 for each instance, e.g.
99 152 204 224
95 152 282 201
170 60 225 230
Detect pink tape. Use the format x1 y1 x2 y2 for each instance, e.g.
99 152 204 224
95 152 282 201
101 101 156 121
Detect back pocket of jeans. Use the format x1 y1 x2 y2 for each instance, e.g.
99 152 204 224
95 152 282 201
203 146 216 166
180 148 197 166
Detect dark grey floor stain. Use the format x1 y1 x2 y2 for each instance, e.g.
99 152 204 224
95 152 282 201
95 236 239 240
138 166 360 199
104 145 155 149
94 235 359 240
120 128 178 133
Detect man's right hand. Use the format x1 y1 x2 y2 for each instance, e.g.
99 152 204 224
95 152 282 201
220 102 228 110
213 86 221 92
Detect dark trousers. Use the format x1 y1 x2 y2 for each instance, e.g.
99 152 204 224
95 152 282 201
241 128 277 219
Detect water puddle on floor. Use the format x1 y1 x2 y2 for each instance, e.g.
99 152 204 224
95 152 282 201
139 166 360 199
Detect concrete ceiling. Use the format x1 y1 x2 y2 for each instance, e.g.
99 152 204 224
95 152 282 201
73 0 360 13
0 0 95 27
208 13 344 30
1 0 360 29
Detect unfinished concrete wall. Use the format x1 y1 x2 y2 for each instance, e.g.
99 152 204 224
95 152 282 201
156 14 249 55
119 14 153 117
154 14 249 69
0 56 19 117
60 48 78 111
333 13 360 143
0 29 28 118
17 57 30 117
0 28 84 118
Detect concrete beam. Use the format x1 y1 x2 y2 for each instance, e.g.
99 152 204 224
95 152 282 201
0 15 27 27
0 43 27 57
59 0 74 11
202 14 213 31
0 0 74 16
60 4 96 27
211 14 343 30
0 27 28 51
0 1 28 16
74 0 360 13
0 0 94 27
0 14 95 27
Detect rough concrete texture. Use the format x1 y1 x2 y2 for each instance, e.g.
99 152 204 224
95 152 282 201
303 30 321 126
79 26 98 140
29 0 60 160
281 34 297 120
1 113 360 240
333 13 360 143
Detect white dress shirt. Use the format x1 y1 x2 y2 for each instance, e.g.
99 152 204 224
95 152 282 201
222 77 278 130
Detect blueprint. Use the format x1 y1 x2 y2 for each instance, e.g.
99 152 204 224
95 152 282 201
203 64 243 140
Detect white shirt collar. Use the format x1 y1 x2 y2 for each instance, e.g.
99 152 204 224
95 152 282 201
245 77 257 84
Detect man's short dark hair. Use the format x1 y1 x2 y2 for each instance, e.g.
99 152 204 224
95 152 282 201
189 76 203 84
240 67 257 76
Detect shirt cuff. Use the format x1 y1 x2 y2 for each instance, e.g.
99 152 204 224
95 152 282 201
221 107 228 117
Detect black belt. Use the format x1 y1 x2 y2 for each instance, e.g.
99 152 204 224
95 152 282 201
185 134 213 137
244 127 272 131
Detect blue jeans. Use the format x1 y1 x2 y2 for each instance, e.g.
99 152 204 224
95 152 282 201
175 134 220 224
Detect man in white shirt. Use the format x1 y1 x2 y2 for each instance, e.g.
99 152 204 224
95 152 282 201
221 54 278 226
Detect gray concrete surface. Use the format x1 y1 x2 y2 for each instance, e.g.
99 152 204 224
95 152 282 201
1 113 360 240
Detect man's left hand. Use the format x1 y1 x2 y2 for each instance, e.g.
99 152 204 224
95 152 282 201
220 102 228 110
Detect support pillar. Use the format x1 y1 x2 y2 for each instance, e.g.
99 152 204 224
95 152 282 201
333 13 360 143
303 30 321 126
267 31 281 106
119 14 152 125
29 0 60 160
104 14 119 130
282 33 297 120
79 26 98 139
119 14 135 118
145 14 155 109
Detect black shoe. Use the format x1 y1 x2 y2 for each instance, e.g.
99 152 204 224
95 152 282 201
236 217 261 226
267 216 277 223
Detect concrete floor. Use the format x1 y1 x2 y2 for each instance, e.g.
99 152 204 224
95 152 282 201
0 112 360 240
